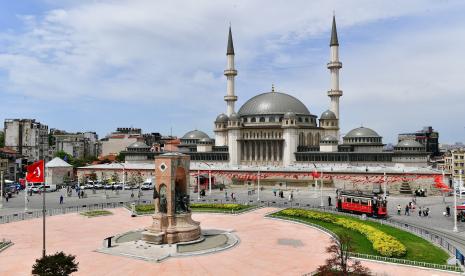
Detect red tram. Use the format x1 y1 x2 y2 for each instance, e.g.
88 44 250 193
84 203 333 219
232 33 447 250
336 190 387 218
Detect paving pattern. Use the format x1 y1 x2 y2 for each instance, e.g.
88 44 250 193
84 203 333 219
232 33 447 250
0 207 458 275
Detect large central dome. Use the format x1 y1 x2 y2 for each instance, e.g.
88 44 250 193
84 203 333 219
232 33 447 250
238 92 311 116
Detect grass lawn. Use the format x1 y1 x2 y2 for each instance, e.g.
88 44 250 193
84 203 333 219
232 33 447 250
271 210 449 265
80 210 113 217
133 203 254 215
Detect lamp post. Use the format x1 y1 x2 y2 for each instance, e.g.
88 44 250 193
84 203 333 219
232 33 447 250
320 170 324 207
201 162 212 195
25 174 28 211
454 177 458 232
383 171 387 199
197 169 200 200
0 170 3 209
442 169 446 204
257 170 260 202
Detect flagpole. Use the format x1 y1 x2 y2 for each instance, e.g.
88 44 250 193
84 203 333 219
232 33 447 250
257 170 260 202
42 161 46 258
25 173 28 211
320 170 324 207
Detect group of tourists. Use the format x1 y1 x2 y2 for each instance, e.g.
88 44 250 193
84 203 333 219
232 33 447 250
272 189 294 201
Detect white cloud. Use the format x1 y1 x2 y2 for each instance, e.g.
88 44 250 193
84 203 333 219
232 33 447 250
0 0 464 142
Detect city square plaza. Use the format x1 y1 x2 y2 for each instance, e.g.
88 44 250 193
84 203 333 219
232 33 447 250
0 207 459 276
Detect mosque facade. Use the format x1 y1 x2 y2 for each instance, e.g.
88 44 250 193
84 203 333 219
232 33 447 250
178 16 429 168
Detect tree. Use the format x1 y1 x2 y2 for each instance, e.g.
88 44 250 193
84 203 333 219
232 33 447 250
55 150 74 163
111 172 120 183
0 131 4 148
32 251 78 276
317 234 371 276
116 152 125 162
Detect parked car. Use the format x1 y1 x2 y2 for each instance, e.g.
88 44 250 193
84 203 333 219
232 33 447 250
104 184 113 190
114 183 123 190
141 182 154 190
93 182 104 189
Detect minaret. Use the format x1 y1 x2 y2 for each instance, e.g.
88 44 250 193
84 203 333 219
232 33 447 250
224 27 238 116
327 15 343 119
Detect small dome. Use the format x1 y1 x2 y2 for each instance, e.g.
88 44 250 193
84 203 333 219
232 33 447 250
198 137 213 144
182 130 210 140
215 113 229 123
396 140 423 148
127 141 150 149
321 135 338 142
229 112 240 121
320 110 336 120
284 111 296 119
345 127 380 138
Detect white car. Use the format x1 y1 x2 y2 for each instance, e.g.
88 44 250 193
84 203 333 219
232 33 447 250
141 183 154 190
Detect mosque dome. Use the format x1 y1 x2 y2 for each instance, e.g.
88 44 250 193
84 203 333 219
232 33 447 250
345 127 380 138
215 113 229 123
284 111 296 119
320 110 336 120
229 112 240 121
238 92 311 116
321 135 338 143
127 141 150 149
396 140 423 148
181 130 210 140
198 137 213 144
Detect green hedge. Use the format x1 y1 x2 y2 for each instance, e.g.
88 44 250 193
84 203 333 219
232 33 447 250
278 209 406 257
80 210 113 217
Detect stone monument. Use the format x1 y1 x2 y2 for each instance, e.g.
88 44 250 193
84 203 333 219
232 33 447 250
142 153 201 244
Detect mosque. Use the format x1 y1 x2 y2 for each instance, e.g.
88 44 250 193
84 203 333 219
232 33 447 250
178 16 429 168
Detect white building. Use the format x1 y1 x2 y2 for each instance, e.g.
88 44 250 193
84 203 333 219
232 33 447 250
46 157 73 185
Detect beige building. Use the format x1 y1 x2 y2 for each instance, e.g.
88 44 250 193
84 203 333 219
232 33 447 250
45 157 73 185
101 128 142 157
51 130 100 159
444 148 465 179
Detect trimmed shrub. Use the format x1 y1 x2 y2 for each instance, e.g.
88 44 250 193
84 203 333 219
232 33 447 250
279 209 407 257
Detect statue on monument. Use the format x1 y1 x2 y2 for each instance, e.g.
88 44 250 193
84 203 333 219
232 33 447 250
153 186 160 213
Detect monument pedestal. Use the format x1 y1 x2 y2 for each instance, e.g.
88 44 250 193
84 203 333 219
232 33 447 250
142 212 200 244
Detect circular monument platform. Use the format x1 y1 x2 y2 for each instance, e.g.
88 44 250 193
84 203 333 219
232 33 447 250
97 229 238 262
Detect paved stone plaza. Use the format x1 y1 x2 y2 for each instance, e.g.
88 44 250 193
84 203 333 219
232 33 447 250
0 207 458 275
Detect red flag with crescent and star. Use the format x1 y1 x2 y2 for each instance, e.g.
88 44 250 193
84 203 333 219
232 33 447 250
26 160 45 183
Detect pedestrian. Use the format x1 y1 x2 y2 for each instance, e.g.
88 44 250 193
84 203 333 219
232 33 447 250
273 189 277 197
224 191 228 199
231 192 234 200
397 204 401 215
418 207 422 217
290 190 294 201
446 206 451 217
59 195 64 204
405 204 410 216
5 195 8 202
78 190 81 199
328 196 332 206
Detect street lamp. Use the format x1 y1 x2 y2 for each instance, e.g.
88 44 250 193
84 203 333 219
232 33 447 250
201 162 212 195
454 178 458 232
320 170 324 207
257 170 260 202
0 170 4 209
197 169 200 200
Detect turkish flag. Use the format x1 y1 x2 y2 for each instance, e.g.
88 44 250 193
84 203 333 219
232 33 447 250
26 160 45 183
311 170 321 178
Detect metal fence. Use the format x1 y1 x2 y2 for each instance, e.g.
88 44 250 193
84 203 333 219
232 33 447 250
0 200 154 224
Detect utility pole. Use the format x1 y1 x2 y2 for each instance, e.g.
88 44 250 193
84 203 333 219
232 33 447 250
0 170 3 209
454 178 458 232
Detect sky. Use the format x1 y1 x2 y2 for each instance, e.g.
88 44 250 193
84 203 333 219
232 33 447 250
0 0 464 144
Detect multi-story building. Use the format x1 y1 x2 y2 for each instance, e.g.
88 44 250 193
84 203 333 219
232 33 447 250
444 149 465 180
50 129 100 159
398 126 439 157
100 128 143 157
0 147 21 181
4 119 49 162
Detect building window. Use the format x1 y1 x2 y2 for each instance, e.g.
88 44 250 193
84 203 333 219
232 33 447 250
298 117 303 122
259 117 265 122
251 118 256 123
269 117 275 122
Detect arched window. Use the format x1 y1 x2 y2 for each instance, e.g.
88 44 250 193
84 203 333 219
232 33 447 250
259 117 265 122
305 118 309 123
307 133 314 146
251 117 256 122
298 117 303 122
279 117 283 122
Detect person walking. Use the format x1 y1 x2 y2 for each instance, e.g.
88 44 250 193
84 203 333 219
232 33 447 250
446 206 451 217
397 204 401 215
418 206 422 217
328 196 332 206
59 194 64 204
405 204 410 216
224 191 228 200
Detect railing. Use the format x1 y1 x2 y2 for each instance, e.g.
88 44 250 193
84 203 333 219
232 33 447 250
348 252 462 272
0 239 12 252
0 200 153 224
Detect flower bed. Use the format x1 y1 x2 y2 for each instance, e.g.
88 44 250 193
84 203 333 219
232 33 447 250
279 209 407 257
80 210 113 217
133 203 252 214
